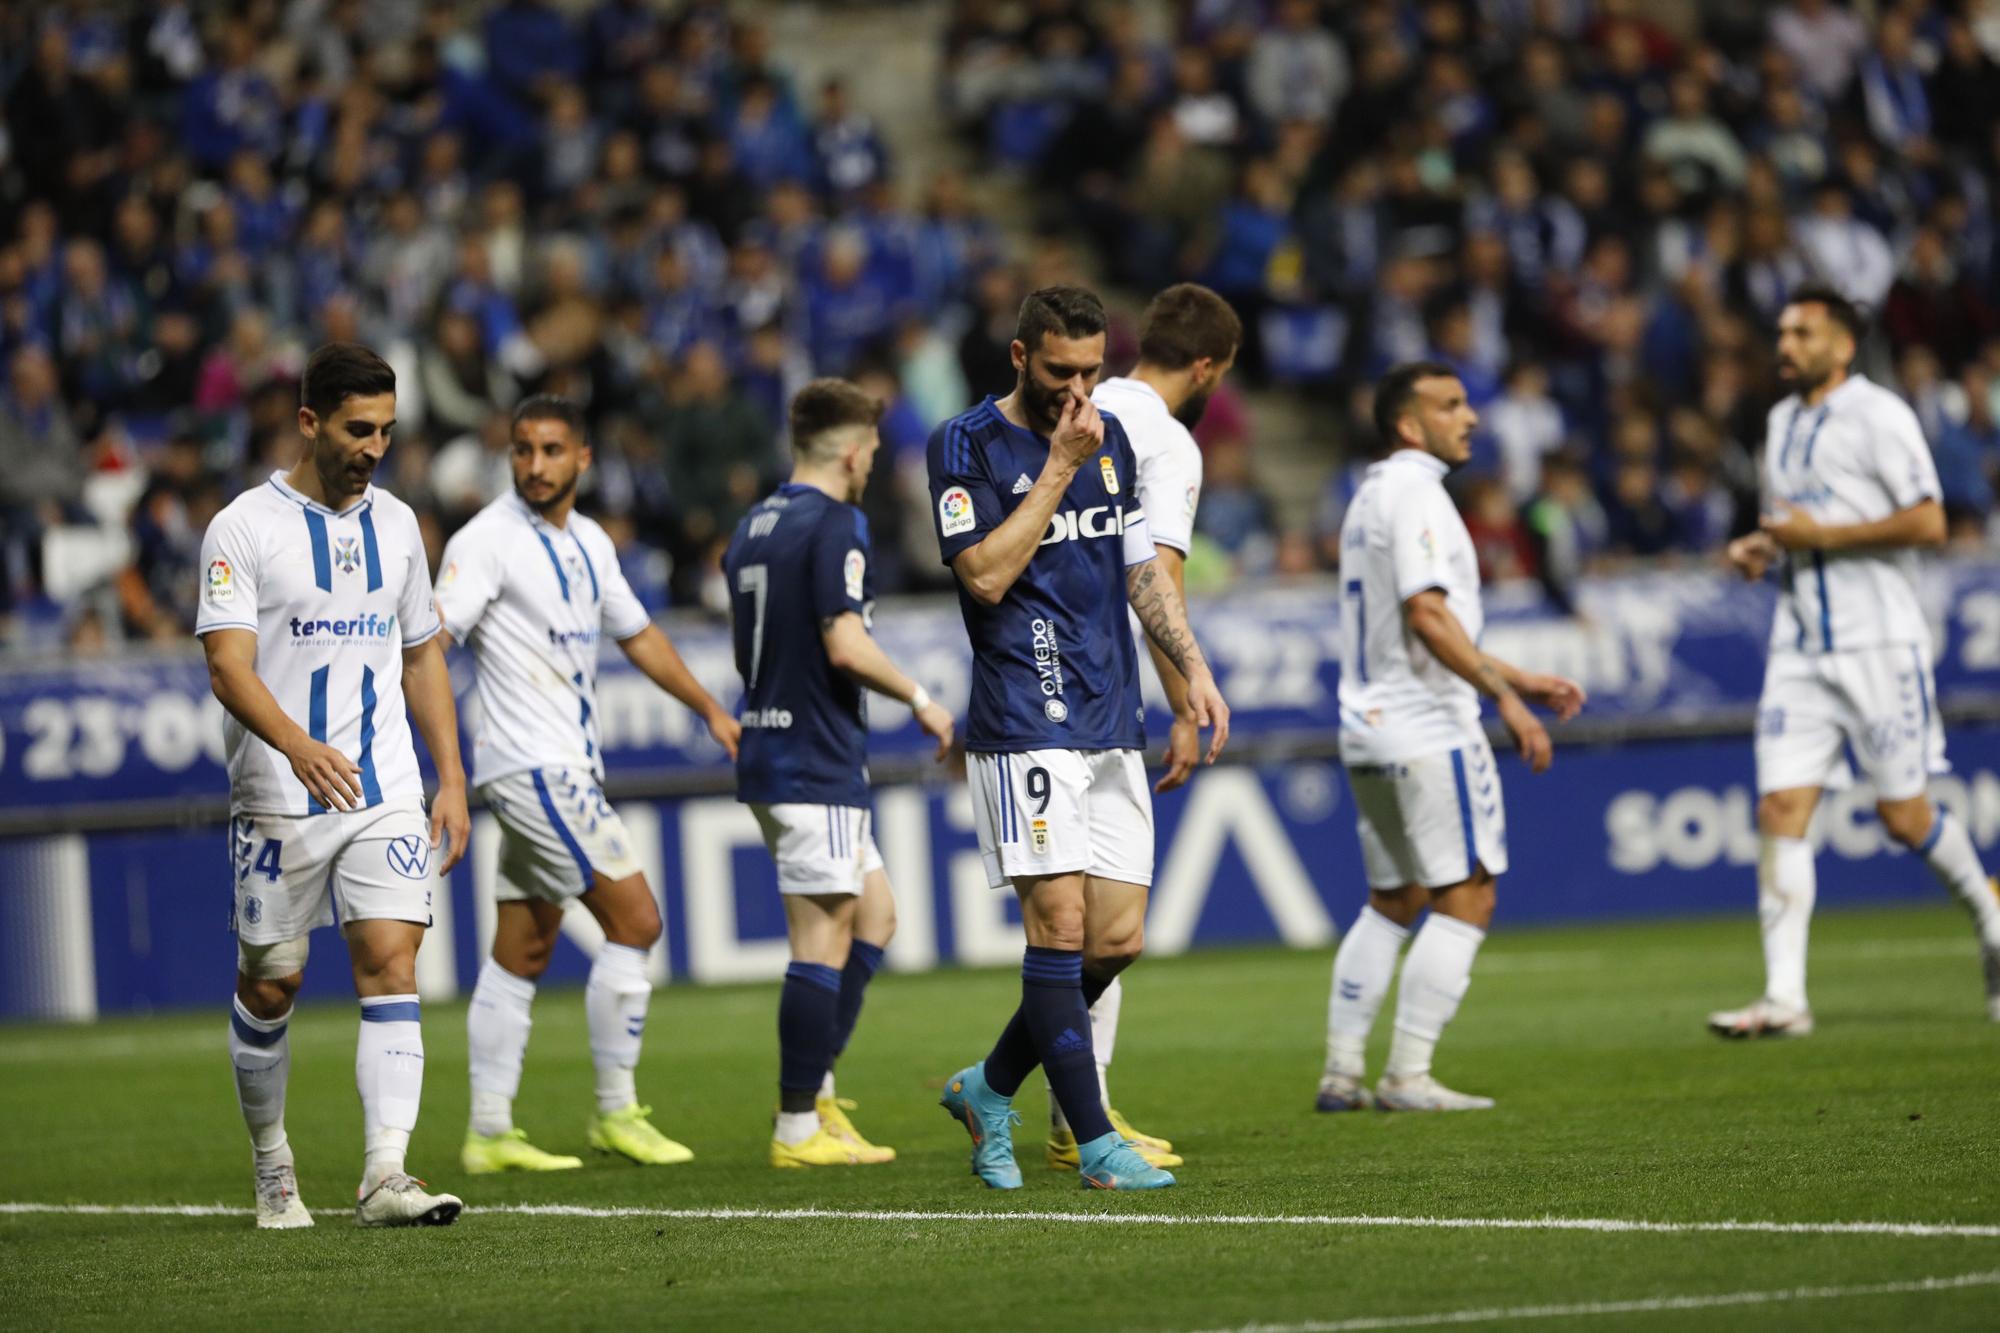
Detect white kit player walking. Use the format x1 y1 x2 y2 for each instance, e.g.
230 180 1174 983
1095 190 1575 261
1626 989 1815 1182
437 395 741 1171
198 343 471 1228
1054 283 1240 1171
1709 286 2000 1037
1317 362 1583 1113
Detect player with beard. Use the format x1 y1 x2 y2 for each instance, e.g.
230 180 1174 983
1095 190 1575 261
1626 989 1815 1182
199 342 471 1227
1315 362 1583 1113
930 285 1230 1190
1708 285 2000 1036
1031 283 1241 1172
438 395 740 1173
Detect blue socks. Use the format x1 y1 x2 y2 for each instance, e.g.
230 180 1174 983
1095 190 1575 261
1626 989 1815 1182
830 940 885 1064
778 961 840 1113
983 946 1114 1143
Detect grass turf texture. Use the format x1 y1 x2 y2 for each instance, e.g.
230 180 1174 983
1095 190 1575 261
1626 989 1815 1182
2 905 1997 1331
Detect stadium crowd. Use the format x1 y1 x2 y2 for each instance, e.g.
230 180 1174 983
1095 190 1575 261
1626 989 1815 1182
950 0 2000 605
3 0 2000 652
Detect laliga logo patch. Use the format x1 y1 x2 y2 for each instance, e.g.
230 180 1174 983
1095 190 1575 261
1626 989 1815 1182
844 548 866 601
385 835 430 880
939 486 975 537
1185 483 1199 518
334 536 361 576
1099 455 1119 494
1031 818 1050 854
207 558 234 604
440 560 459 587
1045 698 1068 723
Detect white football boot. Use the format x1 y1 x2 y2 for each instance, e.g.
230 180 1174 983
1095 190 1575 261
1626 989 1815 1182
1375 1073 1495 1111
354 1173 462 1228
253 1157 313 1230
1707 997 1815 1039
1314 1072 1376 1112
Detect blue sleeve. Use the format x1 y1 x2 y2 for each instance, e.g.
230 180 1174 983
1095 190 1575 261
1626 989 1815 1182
811 506 871 622
926 419 1004 565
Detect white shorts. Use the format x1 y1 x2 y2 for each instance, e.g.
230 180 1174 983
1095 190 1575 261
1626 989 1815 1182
749 803 884 896
229 798 434 945
1346 735 1510 891
965 748 1154 890
1755 647 1947 802
480 767 644 903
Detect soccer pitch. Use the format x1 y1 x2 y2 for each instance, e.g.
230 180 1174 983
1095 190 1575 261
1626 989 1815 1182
3 906 1997 1331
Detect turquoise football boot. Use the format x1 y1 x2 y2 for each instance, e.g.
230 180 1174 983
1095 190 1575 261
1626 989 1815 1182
939 1062 1023 1190
1076 1131 1176 1190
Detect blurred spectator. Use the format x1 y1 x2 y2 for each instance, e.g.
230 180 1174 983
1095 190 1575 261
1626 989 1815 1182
1885 226 1996 372
1771 0 1868 105
1525 451 1610 615
1245 0 1348 128
1934 365 2000 539
1193 436 1276 573
1461 476 1536 583
1488 361 1566 504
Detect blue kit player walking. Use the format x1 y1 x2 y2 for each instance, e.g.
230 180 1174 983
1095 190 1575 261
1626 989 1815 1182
724 379 956 1168
930 286 1230 1190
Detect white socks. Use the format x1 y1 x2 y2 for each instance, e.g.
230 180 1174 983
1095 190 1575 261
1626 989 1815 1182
230 997 292 1161
1050 975 1123 1132
467 959 537 1137
586 943 652 1114
1920 812 2000 946
1386 914 1486 1080
1758 835 1817 1011
1324 907 1410 1080
356 994 424 1189
775 1110 819 1146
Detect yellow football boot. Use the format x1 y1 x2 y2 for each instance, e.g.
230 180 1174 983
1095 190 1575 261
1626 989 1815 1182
587 1105 695 1166
816 1096 896 1164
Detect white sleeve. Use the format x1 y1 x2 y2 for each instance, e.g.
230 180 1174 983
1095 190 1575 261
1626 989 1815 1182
1872 398 1941 511
596 531 653 641
396 509 443 647
1122 508 1155 567
195 507 262 636
1388 484 1454 602
433 524 501 643
1136 437 1204 555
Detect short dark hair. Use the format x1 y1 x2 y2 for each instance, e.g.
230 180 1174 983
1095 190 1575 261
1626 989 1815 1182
1015 285 1107 355
1373 360 1459 449
301 342 394 421
1783 282 1867 343
790 377 883 456
512 393 587 440
1137 283 1242 370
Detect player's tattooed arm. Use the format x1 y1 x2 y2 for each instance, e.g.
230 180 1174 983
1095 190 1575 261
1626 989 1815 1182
1128 560 1232 763
1404 589 1574 772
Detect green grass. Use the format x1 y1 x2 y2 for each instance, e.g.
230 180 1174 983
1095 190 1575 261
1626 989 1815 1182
3 906 1998 1331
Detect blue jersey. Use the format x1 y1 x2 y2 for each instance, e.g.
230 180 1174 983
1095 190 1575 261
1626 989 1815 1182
927 396 1155 754
723 484 876 807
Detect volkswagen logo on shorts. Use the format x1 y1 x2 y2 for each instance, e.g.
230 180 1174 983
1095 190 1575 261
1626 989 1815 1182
386 835 430 880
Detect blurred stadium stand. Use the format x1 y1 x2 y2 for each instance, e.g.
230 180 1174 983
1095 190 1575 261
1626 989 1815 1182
2 0 1999 1019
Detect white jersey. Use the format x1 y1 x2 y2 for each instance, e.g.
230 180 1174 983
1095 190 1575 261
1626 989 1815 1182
1762 374 1940 657
435 493 652 788
196 472 442 817
1094 376 1203 554
1336 450 1483 762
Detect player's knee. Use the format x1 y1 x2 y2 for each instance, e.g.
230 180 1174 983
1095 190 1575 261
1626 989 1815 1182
498 934 555 980
1085 922 1144 973
236 937 307 1018
1033 908 1088 952
1877 798 1935 848
1367 888 1425 928
1757 790 1814 835
235 968 301 1020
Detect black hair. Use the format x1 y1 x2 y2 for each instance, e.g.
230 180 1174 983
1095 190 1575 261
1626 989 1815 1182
1015 285 1107 355
511 393 587 440
1373 360 1459 449
300 342 394 422
1784 282 1867 343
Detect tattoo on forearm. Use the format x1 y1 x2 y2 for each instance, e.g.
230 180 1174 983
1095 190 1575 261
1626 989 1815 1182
1476 658 1516 702
1127 563 1204 677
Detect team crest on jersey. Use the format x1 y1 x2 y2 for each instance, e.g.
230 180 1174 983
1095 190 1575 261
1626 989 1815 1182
242 896 263 925
1045 698 1068 723
939 486 975 537
844 549 866 601
206 558 234 604
1098 455 1119 494
334 536 362 575
1030 818 1050 854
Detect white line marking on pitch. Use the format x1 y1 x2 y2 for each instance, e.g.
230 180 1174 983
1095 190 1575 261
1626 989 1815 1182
4 1202 1999 1239
1197 1269 2000 1332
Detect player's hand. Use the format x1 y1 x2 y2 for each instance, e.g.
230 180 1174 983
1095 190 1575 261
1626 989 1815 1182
915 700 955 761
1520 673 1586 724
1048 392 1104 474
1759 503 1823 553
1184 670 1231 766
430 781 470 874
1154 714 1201 793
1726 531 1779 580
286 735 364 810
1499 694 1553 774
706 708 742 762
